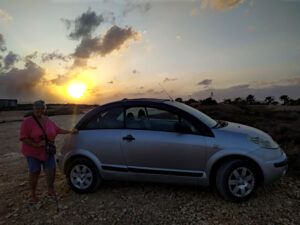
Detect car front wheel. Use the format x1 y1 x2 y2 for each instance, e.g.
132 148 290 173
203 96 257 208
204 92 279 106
66 157 101 193
216 159 258 202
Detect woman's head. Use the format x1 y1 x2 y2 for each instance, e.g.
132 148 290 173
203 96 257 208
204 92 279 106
33 100 46 118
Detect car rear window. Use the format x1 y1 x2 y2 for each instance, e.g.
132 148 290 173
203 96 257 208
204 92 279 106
84 107 124 129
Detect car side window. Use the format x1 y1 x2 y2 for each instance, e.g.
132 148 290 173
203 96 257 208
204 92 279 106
146 107 179 132
180 117 201 134
125 107 148 129
85 107 124 129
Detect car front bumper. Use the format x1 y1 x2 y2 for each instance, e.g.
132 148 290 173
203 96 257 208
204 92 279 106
261 152 288 184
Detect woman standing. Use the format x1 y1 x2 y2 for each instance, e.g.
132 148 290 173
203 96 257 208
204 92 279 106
20 100 77 203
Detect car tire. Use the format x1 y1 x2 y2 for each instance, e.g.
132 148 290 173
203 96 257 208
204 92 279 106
66 157 102 194
216 159 258 202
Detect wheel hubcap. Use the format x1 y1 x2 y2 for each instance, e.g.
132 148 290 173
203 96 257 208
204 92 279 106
228 167 255 198
70 164 93 190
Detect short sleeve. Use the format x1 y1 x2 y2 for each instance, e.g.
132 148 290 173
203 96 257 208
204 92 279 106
54 122 62 135
20 119 30 140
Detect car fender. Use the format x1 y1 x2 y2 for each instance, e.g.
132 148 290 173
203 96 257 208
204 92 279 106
62 148 103 174
205 147 264 178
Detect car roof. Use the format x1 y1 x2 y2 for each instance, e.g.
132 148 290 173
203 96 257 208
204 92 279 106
101 98 172 107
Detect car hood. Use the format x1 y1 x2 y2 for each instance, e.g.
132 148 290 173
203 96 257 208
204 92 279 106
219 121 271 140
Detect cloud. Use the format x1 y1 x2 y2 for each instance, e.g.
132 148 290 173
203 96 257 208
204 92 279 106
68 9 104 40
0 33 6 52
73 25 138 67
198 79 212 86
192 83 300 101
200 0 244 12
122 1 152 16
163 77 178 83
25 51 38 61
132 69 139 74
41 51 71 62
0 60 45 96
176 35 182 40
108 81 113 84
3 51 20 70
60 18 72 30
191 0 244 15
0 9 12 22
246 25 256 32
50 74 71 86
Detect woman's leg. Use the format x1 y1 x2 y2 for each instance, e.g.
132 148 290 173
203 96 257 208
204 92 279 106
29 171 40 197
44 168 56 194
26 156 41 198
43 155 56 194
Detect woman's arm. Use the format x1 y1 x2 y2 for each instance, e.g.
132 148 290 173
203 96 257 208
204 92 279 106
58 128 78 135
21 138 46 147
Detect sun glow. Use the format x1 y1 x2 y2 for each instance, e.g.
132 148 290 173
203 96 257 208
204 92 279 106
67 83 86 99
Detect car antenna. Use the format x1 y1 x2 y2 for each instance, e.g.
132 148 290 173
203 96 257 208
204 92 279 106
158 83 174 101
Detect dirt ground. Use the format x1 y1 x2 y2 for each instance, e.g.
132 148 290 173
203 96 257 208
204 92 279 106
0 110 299 225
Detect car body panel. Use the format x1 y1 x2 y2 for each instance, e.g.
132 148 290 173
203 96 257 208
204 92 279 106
120 129 208 171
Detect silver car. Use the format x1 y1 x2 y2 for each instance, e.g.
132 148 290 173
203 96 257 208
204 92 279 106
57 98 288 201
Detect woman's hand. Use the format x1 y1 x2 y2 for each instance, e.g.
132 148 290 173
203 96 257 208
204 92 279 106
70 128 78 134
36 140 47 147
21 138 46 148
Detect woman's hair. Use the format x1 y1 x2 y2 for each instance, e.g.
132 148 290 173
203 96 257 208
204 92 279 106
33 100 46 108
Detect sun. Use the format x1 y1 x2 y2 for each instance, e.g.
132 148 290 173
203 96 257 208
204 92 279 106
67 83 86 99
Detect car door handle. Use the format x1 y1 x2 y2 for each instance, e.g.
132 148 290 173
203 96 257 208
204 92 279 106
122 134 135 141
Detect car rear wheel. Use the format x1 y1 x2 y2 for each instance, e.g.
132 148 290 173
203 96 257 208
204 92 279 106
66 157 101 193
216 159 257 202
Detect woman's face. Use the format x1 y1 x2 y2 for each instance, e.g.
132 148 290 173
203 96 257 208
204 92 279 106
33 105 46 117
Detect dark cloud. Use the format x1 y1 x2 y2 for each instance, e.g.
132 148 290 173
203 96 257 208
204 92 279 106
163 77 177 83
108 81 113 84
3 51 20 70
60 18 72 30
0 33 6 52
68 9 104 40
50 74 70 86
41 51 71 62
132 69 139 74
198 79 212 86
73 25 138 67
123 1 152 16
100 25 138 56
0 60 45 96
25 51 38 61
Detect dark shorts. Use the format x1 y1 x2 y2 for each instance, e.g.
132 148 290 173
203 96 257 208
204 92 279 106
26 155 56 173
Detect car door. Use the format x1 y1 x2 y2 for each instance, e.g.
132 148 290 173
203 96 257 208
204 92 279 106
80 107 126 168
121 106 209 176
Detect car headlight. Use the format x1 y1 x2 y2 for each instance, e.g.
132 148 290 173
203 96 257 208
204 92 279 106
247 135 279 149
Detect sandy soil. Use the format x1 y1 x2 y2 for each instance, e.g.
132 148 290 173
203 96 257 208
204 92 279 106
0 111 299 225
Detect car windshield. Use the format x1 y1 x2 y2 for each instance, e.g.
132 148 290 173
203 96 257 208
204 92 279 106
165 101 217 128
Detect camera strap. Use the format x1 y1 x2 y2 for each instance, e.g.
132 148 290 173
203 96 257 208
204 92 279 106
32 115 50 143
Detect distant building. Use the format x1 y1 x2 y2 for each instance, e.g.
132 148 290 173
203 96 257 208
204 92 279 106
0 99 18 109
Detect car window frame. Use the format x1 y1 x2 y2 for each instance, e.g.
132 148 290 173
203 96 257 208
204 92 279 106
76 101 214 137
123 104 212 136
80 106 125 130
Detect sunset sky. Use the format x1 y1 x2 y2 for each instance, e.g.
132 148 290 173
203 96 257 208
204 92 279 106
0 0 300 104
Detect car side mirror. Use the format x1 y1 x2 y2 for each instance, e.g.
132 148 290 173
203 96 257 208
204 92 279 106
174 122 191 134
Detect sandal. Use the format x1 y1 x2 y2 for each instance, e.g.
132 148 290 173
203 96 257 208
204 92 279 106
28 195 39 204
47 192 59 198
